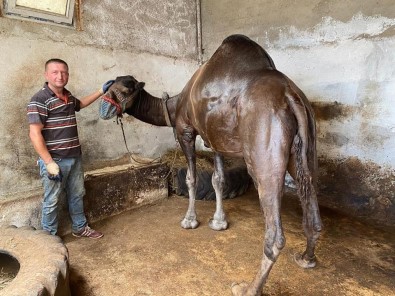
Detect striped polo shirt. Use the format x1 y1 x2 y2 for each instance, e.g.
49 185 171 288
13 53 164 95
27 83 82 159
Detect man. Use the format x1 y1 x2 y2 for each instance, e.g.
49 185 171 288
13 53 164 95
27 58 114 238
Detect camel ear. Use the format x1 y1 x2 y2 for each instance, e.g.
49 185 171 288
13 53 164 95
136 82 145 90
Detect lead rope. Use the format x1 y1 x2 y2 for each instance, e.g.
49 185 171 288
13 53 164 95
162 92 172 127
116 116 177 182
116 92 179 181
116 116 159 165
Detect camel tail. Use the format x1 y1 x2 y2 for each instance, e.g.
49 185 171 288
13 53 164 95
285 84 318 205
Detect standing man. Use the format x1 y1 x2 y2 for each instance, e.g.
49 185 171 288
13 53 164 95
27 58 114 238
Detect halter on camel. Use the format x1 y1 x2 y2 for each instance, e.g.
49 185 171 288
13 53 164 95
99 87 140 120
99 83 172 129
98 84 174 165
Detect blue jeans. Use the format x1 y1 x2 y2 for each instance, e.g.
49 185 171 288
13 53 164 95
38 157 87 235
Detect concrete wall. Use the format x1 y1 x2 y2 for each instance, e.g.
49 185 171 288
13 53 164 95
0 0 197 198
201 0 395 224
0 0 394 225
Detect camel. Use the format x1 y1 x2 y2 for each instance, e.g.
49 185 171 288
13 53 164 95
100 34 322 296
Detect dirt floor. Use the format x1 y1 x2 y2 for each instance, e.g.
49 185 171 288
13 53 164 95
64 188 395 296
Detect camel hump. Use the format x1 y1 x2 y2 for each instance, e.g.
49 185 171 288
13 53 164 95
210 34 276 70
222 34 252 43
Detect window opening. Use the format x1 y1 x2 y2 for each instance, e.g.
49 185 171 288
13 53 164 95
3 0 76 27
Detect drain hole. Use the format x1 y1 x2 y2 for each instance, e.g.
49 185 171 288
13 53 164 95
0 252 20 290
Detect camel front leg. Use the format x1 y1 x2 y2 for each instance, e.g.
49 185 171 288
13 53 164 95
178 128 199 229
209 152 228 231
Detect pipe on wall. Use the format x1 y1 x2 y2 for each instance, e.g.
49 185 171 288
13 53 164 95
196 0 203 65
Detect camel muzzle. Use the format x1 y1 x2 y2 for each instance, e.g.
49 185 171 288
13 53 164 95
99 88 137 120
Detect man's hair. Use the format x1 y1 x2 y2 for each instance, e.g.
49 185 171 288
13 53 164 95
45 58 68 71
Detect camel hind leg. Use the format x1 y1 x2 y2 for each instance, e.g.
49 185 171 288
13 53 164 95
232 129 290 295
285 85 322 268
288 136 322 268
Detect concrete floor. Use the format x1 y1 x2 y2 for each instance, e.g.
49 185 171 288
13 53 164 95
64 188 395 296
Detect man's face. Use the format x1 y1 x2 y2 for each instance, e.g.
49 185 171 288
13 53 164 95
45 62 69 90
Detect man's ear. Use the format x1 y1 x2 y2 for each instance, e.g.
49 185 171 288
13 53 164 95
136 82 145 90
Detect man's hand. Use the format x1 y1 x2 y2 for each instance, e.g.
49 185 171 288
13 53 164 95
46 161 63 182
101 80 115 94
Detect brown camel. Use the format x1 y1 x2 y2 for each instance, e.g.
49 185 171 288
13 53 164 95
100 34 322 296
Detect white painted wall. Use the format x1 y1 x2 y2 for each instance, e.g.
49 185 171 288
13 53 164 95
202 5 395 169
269 14 395 167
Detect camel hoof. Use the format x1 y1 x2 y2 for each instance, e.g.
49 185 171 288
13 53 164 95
294 252 317 269
209 218 228 231
231 282 248 296
181 218 199 229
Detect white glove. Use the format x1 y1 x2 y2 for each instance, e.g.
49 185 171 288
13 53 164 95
46 161 60 175
46 161 62 182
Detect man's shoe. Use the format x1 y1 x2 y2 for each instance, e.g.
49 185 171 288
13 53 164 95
72 225 103 239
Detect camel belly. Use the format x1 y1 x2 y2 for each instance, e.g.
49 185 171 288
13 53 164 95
203 132 243 156
194 104 243 155
188 80 246 155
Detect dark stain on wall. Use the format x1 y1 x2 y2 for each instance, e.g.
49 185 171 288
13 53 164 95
318 156 395 226
310 101 394 226
311 101 356 122
319 131 349 146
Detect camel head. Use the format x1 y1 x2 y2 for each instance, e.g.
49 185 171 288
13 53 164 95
99 75 145 120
